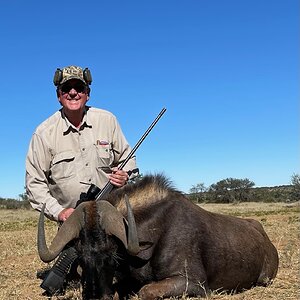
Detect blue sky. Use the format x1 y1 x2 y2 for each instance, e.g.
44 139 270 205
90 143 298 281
0 0 298 198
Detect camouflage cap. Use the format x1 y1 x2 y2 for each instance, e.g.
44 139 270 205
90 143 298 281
60 65 86 85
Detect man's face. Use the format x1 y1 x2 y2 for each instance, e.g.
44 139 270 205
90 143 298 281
58 79 89 114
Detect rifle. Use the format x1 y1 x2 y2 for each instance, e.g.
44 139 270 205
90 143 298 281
77 107 166 205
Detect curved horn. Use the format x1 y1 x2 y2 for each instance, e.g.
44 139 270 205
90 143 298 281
98 196 139 255
97 201 128 247
124 194 139 255
37 202 86 263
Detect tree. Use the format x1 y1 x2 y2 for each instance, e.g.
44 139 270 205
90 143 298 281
189 183 207 203
19 191 29 201
208 179 233 203
208 178 255 203
189 183 206 194
290 173 300 201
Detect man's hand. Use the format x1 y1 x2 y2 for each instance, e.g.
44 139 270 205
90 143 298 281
109 168 129 187
58 207 75 222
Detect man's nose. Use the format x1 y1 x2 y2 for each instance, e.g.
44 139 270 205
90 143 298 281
69 88 78 96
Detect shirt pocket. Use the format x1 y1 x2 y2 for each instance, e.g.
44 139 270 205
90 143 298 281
94 143 114 168
50 151 76 181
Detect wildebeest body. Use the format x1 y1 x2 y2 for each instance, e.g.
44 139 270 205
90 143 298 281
38 175 279 299
105 175 279 298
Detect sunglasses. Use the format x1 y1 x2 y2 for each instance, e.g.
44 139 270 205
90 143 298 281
60 82 87 94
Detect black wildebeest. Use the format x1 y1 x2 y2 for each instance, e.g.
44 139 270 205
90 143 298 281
38 174 279 300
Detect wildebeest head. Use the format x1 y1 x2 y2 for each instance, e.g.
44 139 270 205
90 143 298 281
37 195 139 299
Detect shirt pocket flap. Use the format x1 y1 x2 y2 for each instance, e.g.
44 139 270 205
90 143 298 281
52 151 75 165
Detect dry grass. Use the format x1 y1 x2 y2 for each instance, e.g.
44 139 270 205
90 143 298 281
0 202 299 300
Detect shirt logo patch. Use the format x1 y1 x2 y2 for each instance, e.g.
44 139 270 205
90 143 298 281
97 140 109 146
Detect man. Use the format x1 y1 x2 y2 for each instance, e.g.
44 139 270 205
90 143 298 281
26 65 138 294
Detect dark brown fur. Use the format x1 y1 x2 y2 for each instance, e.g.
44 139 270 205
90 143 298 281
77 202 119 300
42 174 278 300
85 174 279 299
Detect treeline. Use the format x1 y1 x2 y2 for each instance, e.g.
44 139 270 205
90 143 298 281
0 198 31 209
188 184 296 204
0 190 31 209
188 174 300 204
1 174 299 209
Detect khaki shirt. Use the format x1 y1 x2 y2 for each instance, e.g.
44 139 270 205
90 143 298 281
26 107 138 221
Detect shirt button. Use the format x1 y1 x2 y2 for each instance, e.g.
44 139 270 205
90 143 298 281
88 179 91 182
82 148 85 151
86 163 89 166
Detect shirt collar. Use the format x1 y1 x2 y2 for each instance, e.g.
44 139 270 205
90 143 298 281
61 107 92 135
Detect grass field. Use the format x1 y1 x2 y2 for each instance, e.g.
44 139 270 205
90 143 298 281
0 202 299 300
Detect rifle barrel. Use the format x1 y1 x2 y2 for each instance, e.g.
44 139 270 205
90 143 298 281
95 107 167 201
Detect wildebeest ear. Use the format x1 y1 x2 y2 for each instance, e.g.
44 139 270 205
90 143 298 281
136 241 154 260
139 241 153 250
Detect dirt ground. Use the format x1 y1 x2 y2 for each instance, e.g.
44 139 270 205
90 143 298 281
0 202 299 300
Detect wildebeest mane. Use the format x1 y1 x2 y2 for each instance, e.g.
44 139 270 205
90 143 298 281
104 174 182 208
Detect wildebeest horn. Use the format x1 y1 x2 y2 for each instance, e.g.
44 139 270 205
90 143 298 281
98 195 139 255
124 194 139 255
38 196 140 263
37 202 86 263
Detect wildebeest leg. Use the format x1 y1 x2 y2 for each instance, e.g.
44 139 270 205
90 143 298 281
138 276 209 300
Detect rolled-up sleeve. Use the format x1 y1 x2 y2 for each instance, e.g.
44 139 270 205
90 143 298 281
25 133 63 221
